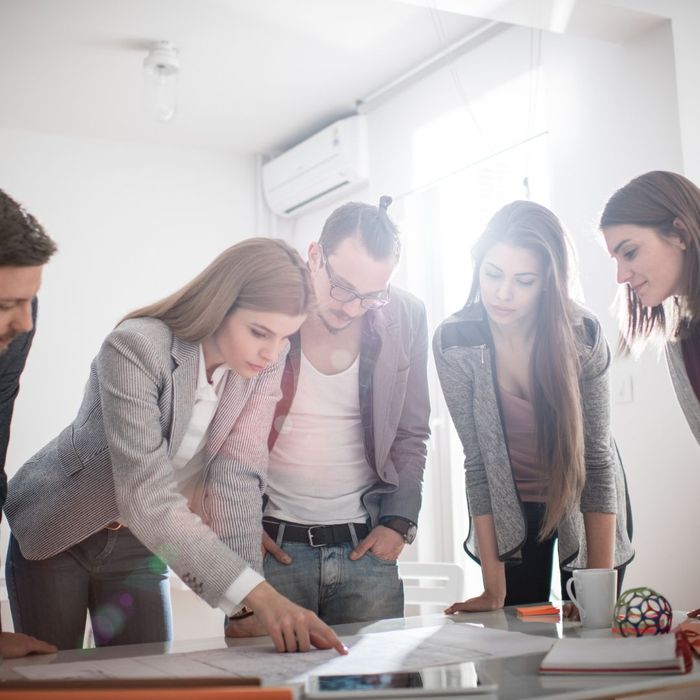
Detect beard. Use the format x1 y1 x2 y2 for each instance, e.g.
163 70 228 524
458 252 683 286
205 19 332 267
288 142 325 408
0 330 22 355
316 309 354 335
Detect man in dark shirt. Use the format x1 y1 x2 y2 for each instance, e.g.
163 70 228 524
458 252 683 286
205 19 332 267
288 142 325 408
0 189 57 658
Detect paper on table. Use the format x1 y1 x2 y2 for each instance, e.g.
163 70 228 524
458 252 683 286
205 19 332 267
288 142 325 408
12 654 238 681
184 623 538 684
16 623 555 686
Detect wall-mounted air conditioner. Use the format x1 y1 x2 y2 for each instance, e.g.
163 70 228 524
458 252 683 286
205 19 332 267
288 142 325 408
262 115 369 218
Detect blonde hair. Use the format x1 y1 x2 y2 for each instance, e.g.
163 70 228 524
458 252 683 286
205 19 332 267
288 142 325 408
123 237 314 342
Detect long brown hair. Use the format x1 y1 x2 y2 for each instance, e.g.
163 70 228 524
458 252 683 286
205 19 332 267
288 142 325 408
599 170 700 351
123 237 314 342
468 201 585 539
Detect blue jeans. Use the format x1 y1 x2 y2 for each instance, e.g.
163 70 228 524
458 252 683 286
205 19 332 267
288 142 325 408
263 540 404 625
6 528 172 650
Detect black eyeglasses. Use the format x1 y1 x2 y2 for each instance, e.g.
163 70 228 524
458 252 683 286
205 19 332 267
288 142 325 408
321 249 390 310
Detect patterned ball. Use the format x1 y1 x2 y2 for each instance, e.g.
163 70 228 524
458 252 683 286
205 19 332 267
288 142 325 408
613 587 673 637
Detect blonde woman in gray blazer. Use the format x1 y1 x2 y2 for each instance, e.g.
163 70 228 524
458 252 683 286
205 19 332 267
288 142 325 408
434 202 633 614
4 238 345 654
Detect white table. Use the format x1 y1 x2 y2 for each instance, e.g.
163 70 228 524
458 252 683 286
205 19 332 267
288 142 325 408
1 609 699 699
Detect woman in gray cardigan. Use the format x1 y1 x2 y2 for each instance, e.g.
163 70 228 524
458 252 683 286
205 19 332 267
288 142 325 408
434 201 633 612
4 238 345 655
600 171 700 444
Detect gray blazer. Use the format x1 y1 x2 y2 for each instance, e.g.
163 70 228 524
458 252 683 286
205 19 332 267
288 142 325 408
269 286 431 526
433 302 634 570
5 317 286 608
665 340 700 444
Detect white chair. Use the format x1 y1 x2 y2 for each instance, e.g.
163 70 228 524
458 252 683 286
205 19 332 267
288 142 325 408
398 561 465 608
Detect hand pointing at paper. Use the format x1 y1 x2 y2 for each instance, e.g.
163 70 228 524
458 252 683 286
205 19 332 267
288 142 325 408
227 581 348 655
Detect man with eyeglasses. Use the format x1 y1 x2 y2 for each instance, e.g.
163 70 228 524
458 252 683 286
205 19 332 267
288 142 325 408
226 197 430 631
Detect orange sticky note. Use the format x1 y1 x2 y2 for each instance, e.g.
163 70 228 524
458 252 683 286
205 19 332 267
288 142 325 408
517 604 560 617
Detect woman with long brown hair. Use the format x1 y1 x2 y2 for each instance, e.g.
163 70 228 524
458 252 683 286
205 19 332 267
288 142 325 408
600 170 700 443
433 201 633 610
5 238 346 654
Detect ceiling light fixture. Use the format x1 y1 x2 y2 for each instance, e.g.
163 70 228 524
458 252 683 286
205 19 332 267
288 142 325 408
143 41 180 122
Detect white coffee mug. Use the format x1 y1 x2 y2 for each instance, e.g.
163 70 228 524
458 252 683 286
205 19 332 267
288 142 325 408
565 568 617 629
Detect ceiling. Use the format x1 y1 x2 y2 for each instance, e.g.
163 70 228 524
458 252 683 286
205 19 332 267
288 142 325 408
0 0 488 155
0 0 665 155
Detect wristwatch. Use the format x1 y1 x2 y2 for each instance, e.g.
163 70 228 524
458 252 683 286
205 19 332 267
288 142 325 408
381 518 417 544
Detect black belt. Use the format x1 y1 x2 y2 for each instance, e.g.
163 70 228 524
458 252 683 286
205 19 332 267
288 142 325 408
263 518 369 547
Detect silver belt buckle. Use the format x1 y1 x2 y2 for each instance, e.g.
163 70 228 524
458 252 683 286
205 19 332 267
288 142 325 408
307 525 326 547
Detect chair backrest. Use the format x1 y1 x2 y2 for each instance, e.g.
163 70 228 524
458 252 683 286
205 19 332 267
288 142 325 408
398 561 465 606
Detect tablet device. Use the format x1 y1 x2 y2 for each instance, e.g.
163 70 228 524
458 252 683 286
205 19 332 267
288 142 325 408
305 662 496 698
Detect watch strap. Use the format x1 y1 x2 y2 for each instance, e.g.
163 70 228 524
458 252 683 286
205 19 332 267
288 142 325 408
381 517 417 542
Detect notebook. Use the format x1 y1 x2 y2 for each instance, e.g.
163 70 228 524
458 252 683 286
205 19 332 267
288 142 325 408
539 632 692 675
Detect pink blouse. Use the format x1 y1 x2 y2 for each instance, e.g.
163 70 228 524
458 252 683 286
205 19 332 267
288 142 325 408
498 387 547 503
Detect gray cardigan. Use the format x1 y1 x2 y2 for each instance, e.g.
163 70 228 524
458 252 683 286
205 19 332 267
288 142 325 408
665 340 700 444
433 302 634 570
5 317 285 608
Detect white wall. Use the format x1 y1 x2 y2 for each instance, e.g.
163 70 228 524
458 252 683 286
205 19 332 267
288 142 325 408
286 16 699 609
0 126 257 638
668 1 700 180
0 127 257 462
614 0 700 180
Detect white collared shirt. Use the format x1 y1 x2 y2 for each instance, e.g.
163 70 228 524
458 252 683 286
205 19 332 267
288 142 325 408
171 346 264 614
171 345 230 499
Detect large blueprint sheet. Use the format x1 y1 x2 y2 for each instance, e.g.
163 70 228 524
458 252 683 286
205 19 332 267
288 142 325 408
16 622 555 685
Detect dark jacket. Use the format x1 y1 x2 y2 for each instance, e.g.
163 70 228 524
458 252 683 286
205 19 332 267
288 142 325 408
0 297 37 510
665 339 700 444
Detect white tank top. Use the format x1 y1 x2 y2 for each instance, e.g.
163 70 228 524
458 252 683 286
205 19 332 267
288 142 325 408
265 350 375 524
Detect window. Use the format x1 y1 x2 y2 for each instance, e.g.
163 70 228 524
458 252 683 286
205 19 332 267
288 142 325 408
393 68 550 599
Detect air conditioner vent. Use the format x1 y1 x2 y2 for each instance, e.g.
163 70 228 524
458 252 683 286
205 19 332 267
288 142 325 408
263 116 369 218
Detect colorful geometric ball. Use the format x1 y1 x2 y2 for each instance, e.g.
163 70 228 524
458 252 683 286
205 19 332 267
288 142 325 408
613 587 673 637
